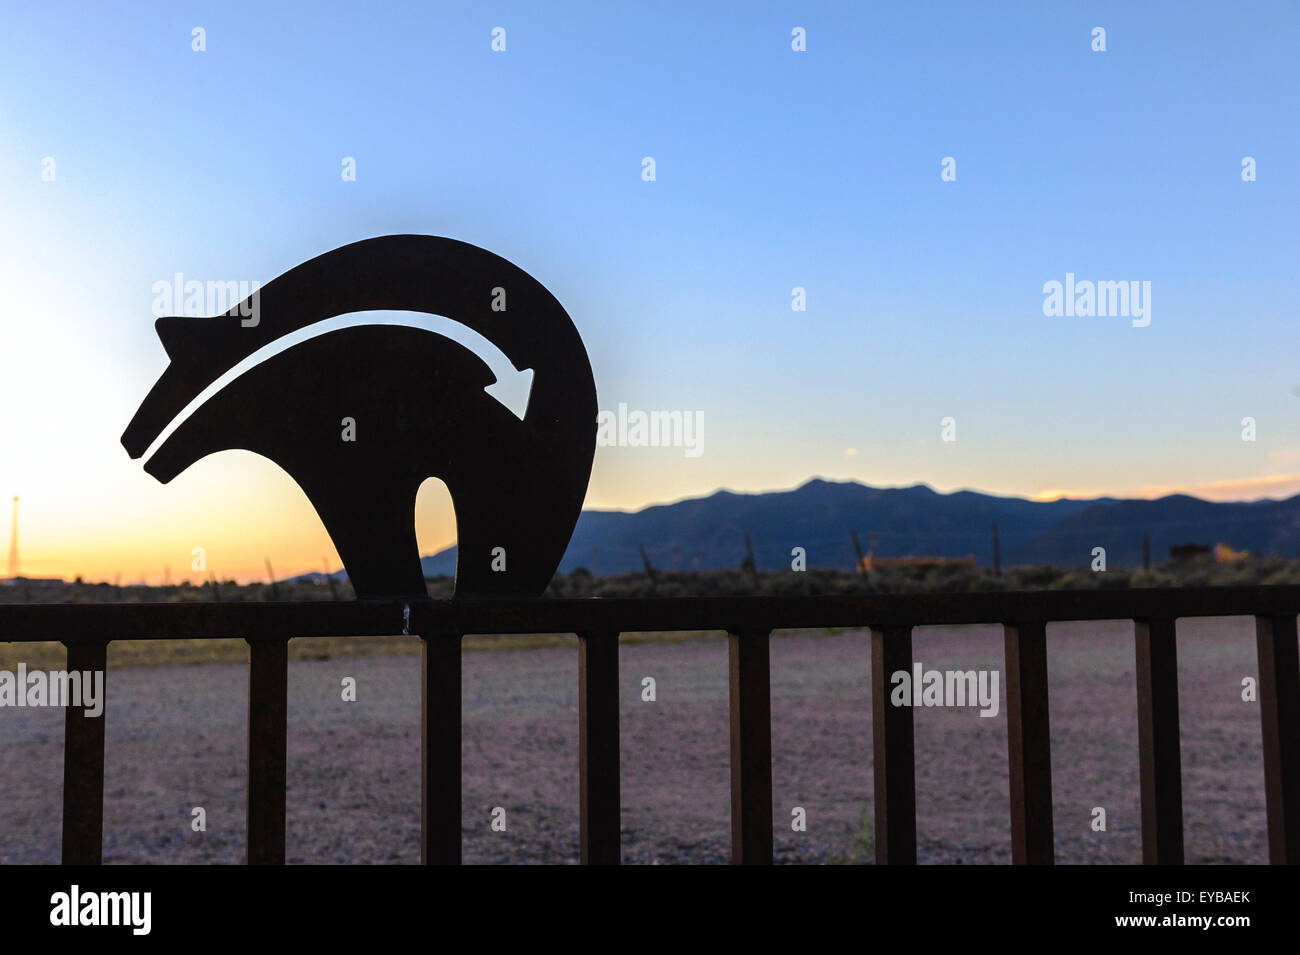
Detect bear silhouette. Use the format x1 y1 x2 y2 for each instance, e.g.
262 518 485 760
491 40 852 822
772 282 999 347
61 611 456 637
122 235 597 598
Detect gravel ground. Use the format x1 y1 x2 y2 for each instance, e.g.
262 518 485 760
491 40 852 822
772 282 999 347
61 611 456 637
0 619 1269 864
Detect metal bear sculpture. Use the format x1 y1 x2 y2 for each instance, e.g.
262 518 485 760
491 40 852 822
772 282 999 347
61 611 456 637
121 235 597 598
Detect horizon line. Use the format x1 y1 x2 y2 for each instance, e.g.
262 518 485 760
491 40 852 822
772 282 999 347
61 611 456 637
10 471 1300 586
585 472 1300 515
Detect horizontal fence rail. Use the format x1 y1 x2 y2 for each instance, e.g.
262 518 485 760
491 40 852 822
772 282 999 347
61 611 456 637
2 586 1299 865
9 586 1300 639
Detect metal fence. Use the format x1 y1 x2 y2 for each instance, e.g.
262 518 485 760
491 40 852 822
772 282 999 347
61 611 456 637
2 586 1298 864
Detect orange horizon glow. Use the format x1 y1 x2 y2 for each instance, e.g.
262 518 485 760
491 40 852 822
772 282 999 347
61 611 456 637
10 468 1300 586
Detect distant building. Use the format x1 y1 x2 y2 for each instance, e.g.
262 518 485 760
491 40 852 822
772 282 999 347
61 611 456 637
1169 543 1212 564
859 554 977 573
1213 543 1249 563
0 575 65 588
1168 542 1248 565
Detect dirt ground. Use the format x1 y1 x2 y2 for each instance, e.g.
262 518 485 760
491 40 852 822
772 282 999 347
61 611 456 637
0 619 1269 864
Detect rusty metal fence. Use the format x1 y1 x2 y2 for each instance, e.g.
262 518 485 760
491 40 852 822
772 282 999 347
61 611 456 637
2 587 1298 865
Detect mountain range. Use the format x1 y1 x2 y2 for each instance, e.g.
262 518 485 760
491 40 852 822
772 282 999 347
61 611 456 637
415 478 1300 576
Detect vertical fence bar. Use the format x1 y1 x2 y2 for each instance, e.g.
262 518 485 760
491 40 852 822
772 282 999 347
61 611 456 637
1134 617 1184 864
1256 613 1300 864
871 626 917 864
422 630 462 864
578 630 621 864
1004 620 1054 864
728 629 773 864
246 634 288 864
62 639 107 865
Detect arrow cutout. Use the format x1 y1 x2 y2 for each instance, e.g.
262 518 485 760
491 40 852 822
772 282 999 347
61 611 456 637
138 310 534 465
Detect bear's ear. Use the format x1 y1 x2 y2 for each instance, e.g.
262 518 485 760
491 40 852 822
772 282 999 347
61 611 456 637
155 315 225 363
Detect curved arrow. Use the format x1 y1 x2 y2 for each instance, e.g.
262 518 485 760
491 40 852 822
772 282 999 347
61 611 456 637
121 234 590 460
138 311 534 465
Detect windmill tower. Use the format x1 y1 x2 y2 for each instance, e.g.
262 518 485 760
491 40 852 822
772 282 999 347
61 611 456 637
6 496 17 580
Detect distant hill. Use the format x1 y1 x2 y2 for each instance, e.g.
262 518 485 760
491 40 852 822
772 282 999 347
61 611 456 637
282 570 346 584
418 477 1300 576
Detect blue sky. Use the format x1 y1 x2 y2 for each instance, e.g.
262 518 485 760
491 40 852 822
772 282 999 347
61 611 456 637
1 1 1298 580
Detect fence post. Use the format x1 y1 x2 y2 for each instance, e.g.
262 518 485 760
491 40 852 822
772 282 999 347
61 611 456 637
1004 620 1054 864
728 629 773 864
1134 617 1184 864
1256 613 1300 864
871 626 917 863
62 639 107 865
246 633 288 864
422 630 462 864
578 630 621 864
